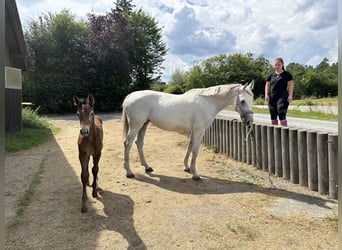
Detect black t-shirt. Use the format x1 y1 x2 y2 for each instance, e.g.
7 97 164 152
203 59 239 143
266 71 293 97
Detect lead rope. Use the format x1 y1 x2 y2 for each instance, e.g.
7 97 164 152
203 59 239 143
244 126 277 188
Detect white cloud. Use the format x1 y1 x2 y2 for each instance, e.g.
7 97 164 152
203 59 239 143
16 0 338 82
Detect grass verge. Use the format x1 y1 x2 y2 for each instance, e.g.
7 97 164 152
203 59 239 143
252 107 338 121
5 108 59 153
6 156 45 230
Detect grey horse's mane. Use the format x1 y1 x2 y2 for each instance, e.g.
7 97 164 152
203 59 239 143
185 83 241 97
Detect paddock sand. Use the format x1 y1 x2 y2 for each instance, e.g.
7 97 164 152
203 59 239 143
5 113 337 249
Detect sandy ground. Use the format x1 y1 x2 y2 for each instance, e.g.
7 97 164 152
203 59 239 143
5 113 338 250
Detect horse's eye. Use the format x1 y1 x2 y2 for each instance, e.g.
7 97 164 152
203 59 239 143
240 100 245 104
89 111 94 116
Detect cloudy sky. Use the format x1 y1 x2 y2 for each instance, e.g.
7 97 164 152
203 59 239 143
16 0 338 82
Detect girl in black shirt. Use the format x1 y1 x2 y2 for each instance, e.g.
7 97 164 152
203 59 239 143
264 58 294 126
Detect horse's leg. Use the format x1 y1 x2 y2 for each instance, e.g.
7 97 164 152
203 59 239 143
189 129 205 181
183 135 192 173
80 153 90 213
91 151 101 198
124 128 139 178
135 121 153 173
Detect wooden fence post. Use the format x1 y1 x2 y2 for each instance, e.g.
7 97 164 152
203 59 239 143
274 126 282 177
233 120 238 160
281 127 290 180
328 134 338 199
267 126 275 174
289 128 298 184
241 124 247 163
298 130 308 187
255 124 262 169
307 131 318 191
237 121 242 162
261 125 268 171
246 125 253 165
317 132 329 195
229 120 233 157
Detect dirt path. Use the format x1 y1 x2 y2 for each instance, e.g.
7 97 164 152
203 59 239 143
5 114 337 249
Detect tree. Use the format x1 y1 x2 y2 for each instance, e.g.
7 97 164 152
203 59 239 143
115 0 135 13
126 9 168 90
23 10 87 113
183 53 271 97
169 69 185 86
79 8 133 111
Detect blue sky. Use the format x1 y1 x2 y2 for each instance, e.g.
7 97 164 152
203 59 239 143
16 0 338 82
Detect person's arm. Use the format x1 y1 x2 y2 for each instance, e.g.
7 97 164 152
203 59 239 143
287 80 294 102
265 81 270 101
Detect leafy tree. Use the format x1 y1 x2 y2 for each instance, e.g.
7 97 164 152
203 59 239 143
183 53 271 97
23 10 87 113
126 9 168 90
115 0 135 13
79 8 133 111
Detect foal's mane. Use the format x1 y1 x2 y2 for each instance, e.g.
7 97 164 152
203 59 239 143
184 83 241 97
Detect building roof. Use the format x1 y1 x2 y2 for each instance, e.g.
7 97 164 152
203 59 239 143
5 0 28 71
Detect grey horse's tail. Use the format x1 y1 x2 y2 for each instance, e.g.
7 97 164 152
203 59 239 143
122 108 128 140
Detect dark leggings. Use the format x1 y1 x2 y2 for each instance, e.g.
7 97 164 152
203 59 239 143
268 96 289 120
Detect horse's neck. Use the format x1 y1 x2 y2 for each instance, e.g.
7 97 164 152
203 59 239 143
209 87 238 113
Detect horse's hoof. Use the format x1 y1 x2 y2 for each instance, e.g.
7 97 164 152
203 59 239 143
92 192 98 198
126 173 135 178
184 168 191 173
145 167 154 173
192 176 201 181
81 206 88 213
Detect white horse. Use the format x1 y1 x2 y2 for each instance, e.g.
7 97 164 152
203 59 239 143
122 80 254 180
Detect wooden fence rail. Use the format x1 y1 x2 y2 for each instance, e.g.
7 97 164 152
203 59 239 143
202 118 338 199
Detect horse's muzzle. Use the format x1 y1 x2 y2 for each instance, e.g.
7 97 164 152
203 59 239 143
241 114 254 127
80 127 90 136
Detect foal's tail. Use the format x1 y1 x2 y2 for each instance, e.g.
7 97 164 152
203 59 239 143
122 108 129 139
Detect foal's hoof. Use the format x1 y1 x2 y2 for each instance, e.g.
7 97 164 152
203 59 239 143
145 167 154 173
126 173 135 178
184 168 191 173
192 176 201 181
92 191 98 198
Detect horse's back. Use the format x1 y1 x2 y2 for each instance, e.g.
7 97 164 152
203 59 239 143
123 90 170 107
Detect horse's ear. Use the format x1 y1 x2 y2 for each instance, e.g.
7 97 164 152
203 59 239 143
88 94 95 107
73 96 80 106
249 80 255 89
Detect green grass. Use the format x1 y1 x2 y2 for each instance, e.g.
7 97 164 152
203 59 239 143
7 157 45 230
227 96 338 121
5 107 59 153
254 96 338 106
326 211 338 232
252 107 338 121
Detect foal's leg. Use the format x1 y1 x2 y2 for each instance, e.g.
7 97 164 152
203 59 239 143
124 128 139 178
188 130 205 181
135 121 153 173
79 153 90 213
91 152 101 198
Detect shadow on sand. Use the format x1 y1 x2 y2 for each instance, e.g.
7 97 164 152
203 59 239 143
134 172 336 210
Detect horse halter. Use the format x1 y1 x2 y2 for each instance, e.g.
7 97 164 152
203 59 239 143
235 89 254 116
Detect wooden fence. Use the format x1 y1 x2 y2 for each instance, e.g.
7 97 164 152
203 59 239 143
202 118 338 199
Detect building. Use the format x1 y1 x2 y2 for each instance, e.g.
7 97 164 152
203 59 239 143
5 0 28 132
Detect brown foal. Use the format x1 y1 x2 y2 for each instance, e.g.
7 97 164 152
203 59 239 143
73 94 103 213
